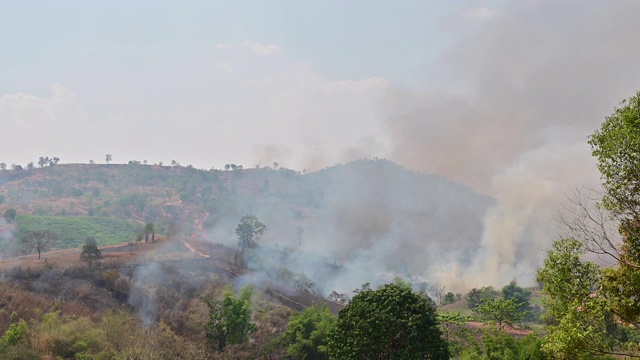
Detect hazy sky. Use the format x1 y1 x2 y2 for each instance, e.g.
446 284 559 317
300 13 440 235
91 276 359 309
1 0 506 171
2 1 639 194
3 1 640 288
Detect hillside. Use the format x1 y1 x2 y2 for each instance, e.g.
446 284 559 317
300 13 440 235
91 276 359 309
0 159 493 296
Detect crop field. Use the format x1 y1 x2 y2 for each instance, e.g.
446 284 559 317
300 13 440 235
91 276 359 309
15 215 140 249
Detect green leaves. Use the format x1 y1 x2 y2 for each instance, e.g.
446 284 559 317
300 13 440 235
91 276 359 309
80 236 102 266
204 284 257 352
279 304 335 360
327 284 449 360
537 238 624 358
235 214 267 251
473 298 528 331
589 91 640 217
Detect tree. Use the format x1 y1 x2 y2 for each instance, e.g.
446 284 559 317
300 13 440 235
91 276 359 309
38 156 49 168
22 230 58 259
536 238 624 359
26 162 34 171
225 164 231 171
89 160 95 165
80 236 102 267
279 304 335 360
326 283 449 359
502 280 531 308
473 298 528 331
144 223 155 243
544 91 640 358
0 162 6 171
443 292 456 305
204 284 257 352
3 208 16 223
438 312 477 358
11 164 22 172
467 286 499 309
105 154 112 164
234 214 266 265
273 162 279 170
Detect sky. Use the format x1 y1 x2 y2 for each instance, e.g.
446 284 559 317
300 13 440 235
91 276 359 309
1 0 505 172
3 0 640 287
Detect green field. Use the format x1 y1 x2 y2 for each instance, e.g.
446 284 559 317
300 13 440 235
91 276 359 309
16 215 141 249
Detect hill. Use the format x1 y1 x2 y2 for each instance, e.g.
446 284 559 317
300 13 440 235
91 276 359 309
0 159 493 296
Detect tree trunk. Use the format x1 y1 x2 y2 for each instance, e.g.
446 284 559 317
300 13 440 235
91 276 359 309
37 250 41 259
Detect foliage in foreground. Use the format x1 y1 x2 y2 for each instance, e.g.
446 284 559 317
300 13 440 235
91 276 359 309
279 303 335 360
327 283 449 360
204 284 257 352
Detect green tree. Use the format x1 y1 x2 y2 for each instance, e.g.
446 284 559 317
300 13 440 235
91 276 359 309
279 304 335 360
22 230 58 259
38 156 49 168
536 238 624 359
80 236 102 267
544 91 640 358
144 223 155 243
588 92 640 330
467 286 498 309
473 298 528 331
327 283 449 360
3 208 17 223
105 154 112 164
235 214 267 265
204 284 257 352
438 312 478 358
502 280 531 308
443 292 456 305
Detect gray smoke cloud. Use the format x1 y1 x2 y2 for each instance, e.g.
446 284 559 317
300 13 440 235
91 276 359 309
377 1 640 289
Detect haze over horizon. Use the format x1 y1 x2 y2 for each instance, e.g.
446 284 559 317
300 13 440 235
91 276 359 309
3 0 640 288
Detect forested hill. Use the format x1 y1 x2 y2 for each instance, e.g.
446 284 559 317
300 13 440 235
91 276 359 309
0 159 493 275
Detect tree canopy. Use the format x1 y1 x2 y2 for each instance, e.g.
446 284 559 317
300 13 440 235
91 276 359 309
326 283 449 360
204 285 256 352
235 214 266 251
80 236 102 267
279 304 335 360
536 91 640 358
3 208 16 223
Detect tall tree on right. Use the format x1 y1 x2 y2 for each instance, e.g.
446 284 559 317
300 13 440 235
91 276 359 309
589 92 640 328
538 91 640 358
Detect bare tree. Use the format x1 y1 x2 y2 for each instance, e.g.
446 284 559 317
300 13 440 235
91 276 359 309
558 187 629 267
22 230 58 259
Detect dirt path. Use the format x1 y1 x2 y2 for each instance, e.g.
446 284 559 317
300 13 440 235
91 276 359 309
198 212 209 231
